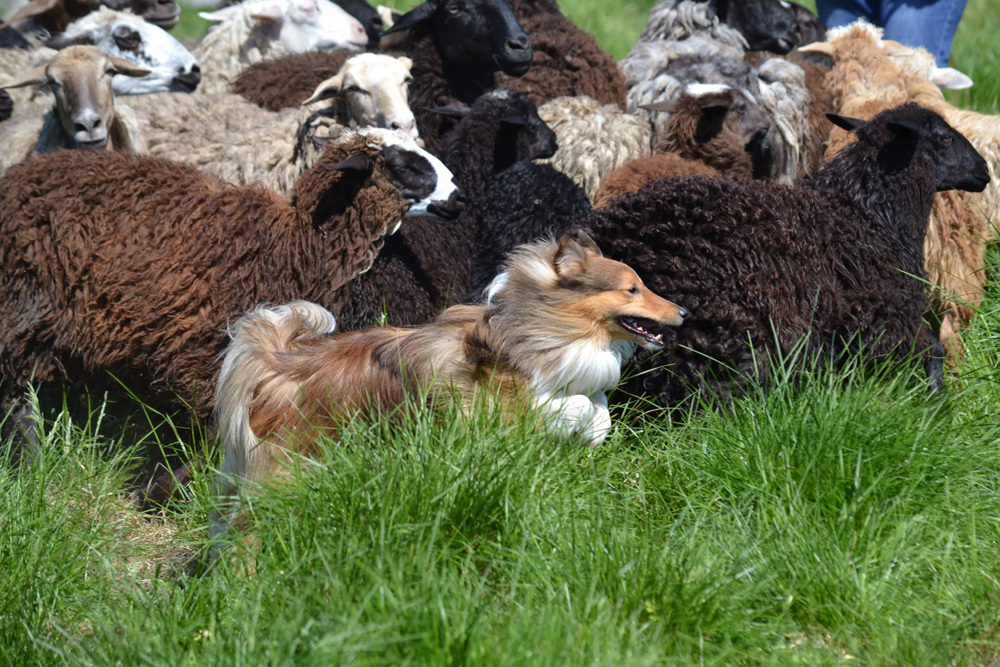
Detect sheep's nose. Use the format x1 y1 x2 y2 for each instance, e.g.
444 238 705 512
506 35 530 53
73 109 108 146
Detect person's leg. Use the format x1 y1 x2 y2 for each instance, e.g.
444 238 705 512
880 0 969 65
816 0 877 29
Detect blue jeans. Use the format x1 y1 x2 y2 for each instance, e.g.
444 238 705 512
816 0 968 65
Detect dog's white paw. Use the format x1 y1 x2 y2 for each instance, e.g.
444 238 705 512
543 394 596 438
586 392 612 446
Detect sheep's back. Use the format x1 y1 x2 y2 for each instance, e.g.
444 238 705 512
232 50 352 111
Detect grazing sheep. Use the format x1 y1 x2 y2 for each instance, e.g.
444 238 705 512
0 128 460 450
585 104 990 407
801 21 999 354
129 53 417 195
0 46 148 173
592 153 718 209
497 1 627 108
1 0 180 32
194 0 367 94
535 95 652 202
380 0 532 154
339 89 556 329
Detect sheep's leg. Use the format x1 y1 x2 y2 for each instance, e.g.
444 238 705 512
920 327 947 395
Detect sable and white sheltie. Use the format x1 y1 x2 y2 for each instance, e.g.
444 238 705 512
211 233 686 536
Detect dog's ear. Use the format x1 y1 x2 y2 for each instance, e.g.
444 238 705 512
567 230 602 257
554 234 592 281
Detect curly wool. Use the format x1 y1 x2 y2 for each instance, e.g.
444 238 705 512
230 49 351 110
496 10 626 108
536 95 651 201
754 57 810 182
638 0 748 51
818 24 999 354
585 104 947 407
128 91 340 196
592 152 718 209
193 3 293 94
0 132 411 419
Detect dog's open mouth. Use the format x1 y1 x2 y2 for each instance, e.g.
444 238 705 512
619 317 664 348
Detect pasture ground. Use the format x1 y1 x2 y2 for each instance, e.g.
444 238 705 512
3 0 999 663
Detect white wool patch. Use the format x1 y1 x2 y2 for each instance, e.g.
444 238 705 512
826 18 884 44
685 82 730 97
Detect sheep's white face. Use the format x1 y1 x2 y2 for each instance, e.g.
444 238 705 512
56 9 201 95
304 54 417 139
280 0 368 53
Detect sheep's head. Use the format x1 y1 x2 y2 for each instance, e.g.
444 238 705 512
711 0 799 53
302 53 417 139
644 83 776 179
200 0 368 54
828 104 989 194
384 0 533 78
1 0 179 31
44 8 201 94
1 45 149 149
332 0 383 49
432 89 557 173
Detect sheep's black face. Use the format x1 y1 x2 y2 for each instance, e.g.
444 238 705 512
333 0 383 49
922 120 989 193
382 145 437 202
432 0 532 77
716 0 799 54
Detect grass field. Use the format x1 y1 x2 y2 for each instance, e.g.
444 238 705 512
4 1 1000 664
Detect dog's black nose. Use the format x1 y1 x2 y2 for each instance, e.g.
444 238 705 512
678 308 690 319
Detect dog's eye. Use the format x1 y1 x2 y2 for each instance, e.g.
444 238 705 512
627 286 640 296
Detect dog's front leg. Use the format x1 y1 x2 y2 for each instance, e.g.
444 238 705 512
540 394 596 441
585 391 612 447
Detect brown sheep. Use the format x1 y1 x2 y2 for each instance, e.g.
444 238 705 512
231 50 352 111
593 153 718 209
0 129 459 454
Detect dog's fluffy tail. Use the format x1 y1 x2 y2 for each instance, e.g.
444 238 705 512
215 301 337 485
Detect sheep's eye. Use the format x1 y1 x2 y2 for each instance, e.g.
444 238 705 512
113 28 140 51
446 2 460 13
346 86 368 96
941 133 952 144
403 76 413 85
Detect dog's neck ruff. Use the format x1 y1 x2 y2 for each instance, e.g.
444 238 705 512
530 338 636 399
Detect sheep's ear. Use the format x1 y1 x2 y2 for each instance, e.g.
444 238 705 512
302 72 346 106
397 56 413 71
44 31 95 50
108 56 152 79
0 0 61 30
499 115 527 127
424 105 469 119
929 66 973 90
797 41 835 58
0 64 49 89
825 113 866 133
554 234 592 281
886 120 922 143
383 0 437 36
199 6 241 21
249 4 285 23
639 100 677 114
331 153 374 173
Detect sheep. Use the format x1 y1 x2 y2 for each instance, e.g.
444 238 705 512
634 0 747 54
0 26 33 49
1 8 201 117
534 95 652 202
216 0 385 48
0 128 460 451
496 2 627 108
338 89 557 330
379 0 532 155
0 45 148 174
194 0 367 94
1 0 180 32
584 104 990 407
800 21 999 354
127 53 417 195
232 52 415 137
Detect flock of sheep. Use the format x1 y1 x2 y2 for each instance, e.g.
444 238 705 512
0 0 996 478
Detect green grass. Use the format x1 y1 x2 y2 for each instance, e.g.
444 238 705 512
4 0 1000 664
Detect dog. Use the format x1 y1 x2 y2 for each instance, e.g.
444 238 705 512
210 233 687 540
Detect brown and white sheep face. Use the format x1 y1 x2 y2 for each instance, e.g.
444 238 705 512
1 46 150 149
303 54 418 139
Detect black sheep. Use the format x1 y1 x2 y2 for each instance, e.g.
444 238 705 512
339 89 556 330
586 104 990 407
